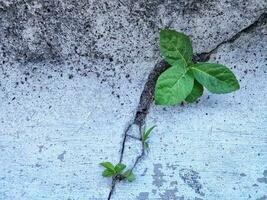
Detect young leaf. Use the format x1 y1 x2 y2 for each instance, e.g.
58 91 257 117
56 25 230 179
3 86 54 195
123 170 135 182
144 142 149 149
155 61 194 105
102 169 115 177
191 63 240 94
160 29 193 65
185 80 204 103
143 125 156 142
126 173 135 182
100 162 115 172
115 163 126 173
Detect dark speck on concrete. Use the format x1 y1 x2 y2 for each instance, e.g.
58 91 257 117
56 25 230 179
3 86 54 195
257 169 267 184
57 151 66 162
240 173 246 177
68 74 74 79
38 145 44 153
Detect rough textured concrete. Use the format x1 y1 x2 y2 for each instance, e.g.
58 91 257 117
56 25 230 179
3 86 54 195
0 0 266 199
115 20 267 200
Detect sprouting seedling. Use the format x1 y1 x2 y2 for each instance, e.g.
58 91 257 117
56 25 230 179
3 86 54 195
155 29 240 105
142 125 156 150
100 162 135 182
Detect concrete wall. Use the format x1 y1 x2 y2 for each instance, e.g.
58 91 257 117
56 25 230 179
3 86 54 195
0 1 266 199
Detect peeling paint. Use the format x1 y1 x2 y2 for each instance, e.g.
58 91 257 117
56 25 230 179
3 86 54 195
136 192 149 200
159 187 182 200
152 163 167 188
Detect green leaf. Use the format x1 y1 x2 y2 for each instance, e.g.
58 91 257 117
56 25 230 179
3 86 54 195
115 163 126 173
102 169 115 177
143 125 156 141
185 80 204 103
100 162 115 172
144 142 149 149
160 29 193 65
191 63 240 94
126 173 135 182
123 170 135 182
155 61 194 105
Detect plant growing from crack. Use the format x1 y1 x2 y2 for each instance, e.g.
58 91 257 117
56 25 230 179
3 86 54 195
100 126 155 182
142 125 156 150
101 28 243 199
100 126 156 199
155 29 240 105
100 162 135 182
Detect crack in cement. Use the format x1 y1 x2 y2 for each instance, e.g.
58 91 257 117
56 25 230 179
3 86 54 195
107 12 266 200
193 12 267 62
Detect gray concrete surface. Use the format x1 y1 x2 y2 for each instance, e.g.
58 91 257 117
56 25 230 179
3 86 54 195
0 0 266 199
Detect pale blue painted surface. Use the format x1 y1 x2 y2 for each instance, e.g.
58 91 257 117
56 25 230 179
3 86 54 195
0 1 266 199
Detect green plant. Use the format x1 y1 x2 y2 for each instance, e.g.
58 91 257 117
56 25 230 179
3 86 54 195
101 30 241 198
155 29 240 105
142 125 156 150
100 162 135 182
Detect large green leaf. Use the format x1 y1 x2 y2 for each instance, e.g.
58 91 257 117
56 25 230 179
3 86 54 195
185 80 204 103
155 61 194 105
160 29 193 65
191 63 240 94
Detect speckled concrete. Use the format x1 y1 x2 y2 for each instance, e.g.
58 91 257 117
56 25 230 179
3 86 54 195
115 20 267 200
0 1 266 200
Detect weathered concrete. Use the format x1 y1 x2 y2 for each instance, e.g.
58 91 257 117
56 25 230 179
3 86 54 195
0 0 266 199
114 20 267 199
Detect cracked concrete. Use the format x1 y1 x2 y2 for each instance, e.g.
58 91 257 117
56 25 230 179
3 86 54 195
0 0 267 199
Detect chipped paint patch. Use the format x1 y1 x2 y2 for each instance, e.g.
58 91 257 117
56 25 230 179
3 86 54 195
136 192 149 200
159 187 182 200
152 163 166 188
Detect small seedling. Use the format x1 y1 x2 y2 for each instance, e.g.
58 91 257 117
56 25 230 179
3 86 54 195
142 125 156 150
100 162 135 182
155 29 240 105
